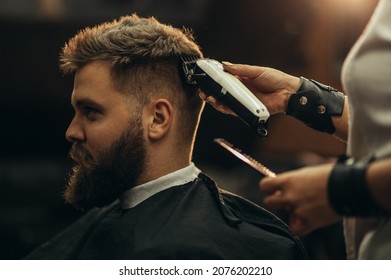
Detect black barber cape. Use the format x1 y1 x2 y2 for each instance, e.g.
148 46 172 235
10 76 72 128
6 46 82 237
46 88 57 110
24 173 308 259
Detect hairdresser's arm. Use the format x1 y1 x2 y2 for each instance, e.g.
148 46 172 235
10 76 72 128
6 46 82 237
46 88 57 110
367 156 391 211
330 98 349 142
201 63 349 142
259 155 391 235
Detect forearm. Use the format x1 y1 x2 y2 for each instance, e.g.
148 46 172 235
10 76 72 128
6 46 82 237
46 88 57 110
328 155 391 216
330 96 349 142
367 156 391 212
220 64 350 141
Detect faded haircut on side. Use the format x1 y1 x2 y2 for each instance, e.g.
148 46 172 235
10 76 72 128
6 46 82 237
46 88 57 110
59 14 204 146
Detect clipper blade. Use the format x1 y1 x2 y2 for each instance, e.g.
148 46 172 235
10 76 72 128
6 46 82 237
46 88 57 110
214 138 276 177
179 55 202 85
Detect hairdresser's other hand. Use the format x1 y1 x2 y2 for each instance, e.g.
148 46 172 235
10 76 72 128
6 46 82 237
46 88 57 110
199 62 301 116
259 164 341 236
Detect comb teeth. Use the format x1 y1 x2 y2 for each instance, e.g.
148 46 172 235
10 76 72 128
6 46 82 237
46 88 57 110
214 138 276 178
242 152 276 177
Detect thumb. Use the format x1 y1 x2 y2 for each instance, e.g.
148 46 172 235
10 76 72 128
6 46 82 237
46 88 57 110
259 176 281 195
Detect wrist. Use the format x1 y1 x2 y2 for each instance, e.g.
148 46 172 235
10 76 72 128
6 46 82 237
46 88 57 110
285 77 345 133
290 76 302 92
327 155 389 217
282 76 301 113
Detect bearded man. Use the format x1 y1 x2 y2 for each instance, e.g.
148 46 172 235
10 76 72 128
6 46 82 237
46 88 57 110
24 14 307 259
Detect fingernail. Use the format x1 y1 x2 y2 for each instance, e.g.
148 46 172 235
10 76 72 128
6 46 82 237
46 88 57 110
218 106 229 114
222 61 233 66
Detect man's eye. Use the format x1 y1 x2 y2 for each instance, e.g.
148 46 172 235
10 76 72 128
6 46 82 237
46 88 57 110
84 107 100 120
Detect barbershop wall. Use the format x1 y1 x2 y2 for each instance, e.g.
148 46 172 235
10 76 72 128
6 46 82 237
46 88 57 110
0 0 378 259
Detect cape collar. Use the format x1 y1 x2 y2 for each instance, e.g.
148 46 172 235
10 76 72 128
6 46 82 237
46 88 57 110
119 163 201 209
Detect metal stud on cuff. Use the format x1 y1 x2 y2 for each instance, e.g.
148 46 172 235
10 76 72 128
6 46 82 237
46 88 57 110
299 96 307 105
318 105 326 114
286 77 345 134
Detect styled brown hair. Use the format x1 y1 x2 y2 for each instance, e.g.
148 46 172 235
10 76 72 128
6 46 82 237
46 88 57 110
60 14 204 145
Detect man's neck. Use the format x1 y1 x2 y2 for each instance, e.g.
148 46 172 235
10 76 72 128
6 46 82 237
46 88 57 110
139 136 193 185
120 162 200 209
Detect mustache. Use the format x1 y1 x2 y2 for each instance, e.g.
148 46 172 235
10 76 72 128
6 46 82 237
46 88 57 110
69 143 95 165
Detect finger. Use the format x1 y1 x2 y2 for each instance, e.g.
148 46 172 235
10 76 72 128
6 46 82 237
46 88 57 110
259 177 282 195
290 214 312 236
206 95 217 105
263 191 286 210
222 62 265 79
199 92 208 101
199 92 221 108
207 96 232 114
199 93 235 115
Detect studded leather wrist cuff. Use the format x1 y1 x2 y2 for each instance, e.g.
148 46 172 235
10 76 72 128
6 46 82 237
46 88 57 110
286 77 345 134
327 156 389 217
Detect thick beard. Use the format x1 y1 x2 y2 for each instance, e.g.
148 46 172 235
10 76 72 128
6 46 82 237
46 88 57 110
63 123 146 210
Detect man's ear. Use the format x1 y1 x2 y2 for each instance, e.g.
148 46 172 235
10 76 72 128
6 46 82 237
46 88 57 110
144 98 173 140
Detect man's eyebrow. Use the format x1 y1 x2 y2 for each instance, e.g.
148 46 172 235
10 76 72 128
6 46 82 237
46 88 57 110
73 98 104 110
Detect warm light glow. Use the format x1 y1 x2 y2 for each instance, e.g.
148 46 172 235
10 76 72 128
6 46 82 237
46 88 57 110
327 0 379 16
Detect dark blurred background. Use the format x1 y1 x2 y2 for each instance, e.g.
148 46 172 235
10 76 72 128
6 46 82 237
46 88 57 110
0 0 378 259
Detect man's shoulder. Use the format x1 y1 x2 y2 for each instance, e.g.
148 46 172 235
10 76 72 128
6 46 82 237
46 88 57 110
23 202 119 259
195 173 286 225
140 173 308 259
219 187 287 228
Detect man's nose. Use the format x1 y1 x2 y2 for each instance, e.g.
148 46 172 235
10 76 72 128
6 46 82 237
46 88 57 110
65 117 85 143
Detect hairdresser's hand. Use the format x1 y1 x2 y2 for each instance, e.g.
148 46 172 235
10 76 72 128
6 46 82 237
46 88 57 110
199 62 301 116
259 164 341 236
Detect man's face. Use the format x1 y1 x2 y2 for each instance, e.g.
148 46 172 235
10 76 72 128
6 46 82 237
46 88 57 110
64 61 146 209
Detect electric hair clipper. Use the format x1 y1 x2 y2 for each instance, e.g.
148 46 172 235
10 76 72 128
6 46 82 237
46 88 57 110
181 56 270 136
